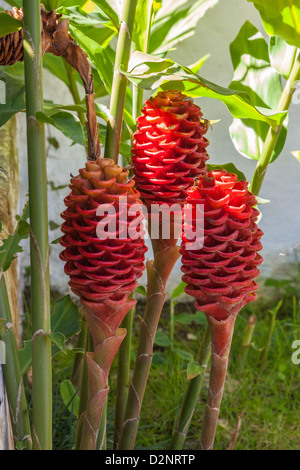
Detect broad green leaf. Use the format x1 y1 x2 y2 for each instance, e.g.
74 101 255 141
229 22 287 163
133 0 154 52
0 62 25 128
51 295 81 339
171 281 187 299
207 163 247 181
92 0 120 29
248 0 300 48
18 296 80 375
69 24 114 94
269 36 298 80
186 361 206 381
36 110 85 146
154 330 171 347
150 0 219 54
3 1 22 8
60 379 80 418
123 51 286 127
0 12 22 39
0 202 29 273
175 311 206 325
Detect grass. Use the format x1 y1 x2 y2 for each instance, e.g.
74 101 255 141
26 258 300 450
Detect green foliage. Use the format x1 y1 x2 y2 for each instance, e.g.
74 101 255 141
122 51 287 126
36 110 85 146
229 21 287 163
248 0 300 48
0 202 29 273
0 11 22 38
207 162 247 181
60 379 80 418
186 361 205 381
0 62 25 127
171 281 186 300
149 0 219 55
269 36 298 80
18 295 81 375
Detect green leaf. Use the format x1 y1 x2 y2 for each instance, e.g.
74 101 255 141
186 361 206 381
0 12 22 39
92 0 120 29
123 52 286 127
248 0 300 48
69 24 114 94
150 0 219 54
229 22 288 162
60 379 80 418
269 36 298 80
35 110 85 146
171 281 187 300
207 163 247 182
18 296 80 375
51 295 81 339
154 330 171 347
0 62 25 128
133 0 154 52
135 285 147 296
0 202 29 272
175 311 206 326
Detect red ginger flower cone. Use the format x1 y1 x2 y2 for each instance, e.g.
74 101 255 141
60 158 147 449
0 8 24 66
132 90 209 208
180 170 263 450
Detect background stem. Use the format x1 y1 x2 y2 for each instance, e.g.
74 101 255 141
64 60 86 127
104 0 138 162
171 325 211 450
114 303 135 449
23 0 52 450
250 52 300 195
119 240 180 450
0 277 32 450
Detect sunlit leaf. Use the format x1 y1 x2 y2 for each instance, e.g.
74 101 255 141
0 12 22 38
269 36 298 79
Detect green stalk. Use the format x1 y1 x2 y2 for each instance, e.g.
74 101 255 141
170 325 211 450
75 330 93 450
64 60 86 127
0 277 32 450
104 0 138 162
72 315 87 389
114 303 135 449
119 240 180 450
238 314 256 373
260 302 281 371
250 52 300 195
23 0 52 450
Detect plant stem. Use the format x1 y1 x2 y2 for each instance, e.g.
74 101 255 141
238 314 256 373
23 0 52 450
72 315 87 389
200 315 235 450
171 325 211 450
119 239 180 450
260 303 280 371
97 398 107 450
75 330 92 450
114 303 135 449
250 52 300 196
104 0 138 162
0 277 32 450
64 59 86 127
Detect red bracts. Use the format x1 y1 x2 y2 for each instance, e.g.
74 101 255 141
132 90 209 208
181 170 263 321
60 159 147 308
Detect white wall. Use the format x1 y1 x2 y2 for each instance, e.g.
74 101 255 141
2 0 299 296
